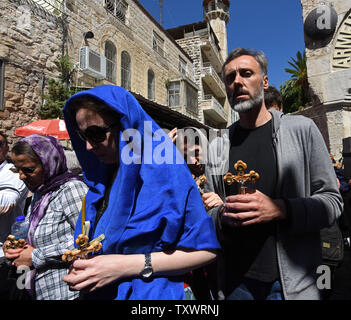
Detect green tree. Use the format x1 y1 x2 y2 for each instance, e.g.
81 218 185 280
280 50 311 113
38 55 74 119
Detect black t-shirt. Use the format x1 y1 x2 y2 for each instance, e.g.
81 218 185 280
222 119 279 283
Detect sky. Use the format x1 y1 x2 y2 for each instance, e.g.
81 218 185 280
138 0 306 89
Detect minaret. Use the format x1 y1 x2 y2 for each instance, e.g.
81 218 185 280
203 0 230 61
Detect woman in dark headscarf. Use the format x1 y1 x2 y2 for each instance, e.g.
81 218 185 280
62 85 220 300
3 134 88 300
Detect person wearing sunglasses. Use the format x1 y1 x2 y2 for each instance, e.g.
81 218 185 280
62 85 220 300
3 134 88 300
0 132 28 256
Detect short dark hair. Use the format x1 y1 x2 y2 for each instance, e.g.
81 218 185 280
222 48 268 80
264 86 282 110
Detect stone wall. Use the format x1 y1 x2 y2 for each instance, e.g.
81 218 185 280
0 0 199 145
296 104 351 158
300 0 351 159
0 0 63 144
175 34 231 127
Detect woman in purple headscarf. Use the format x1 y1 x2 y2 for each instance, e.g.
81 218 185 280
3 134 88 300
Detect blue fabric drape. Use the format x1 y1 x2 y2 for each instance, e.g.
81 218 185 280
63 85 220 300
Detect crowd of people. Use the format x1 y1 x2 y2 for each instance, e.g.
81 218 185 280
0 47 348 300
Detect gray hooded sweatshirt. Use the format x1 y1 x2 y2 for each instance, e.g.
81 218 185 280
205 109 343 300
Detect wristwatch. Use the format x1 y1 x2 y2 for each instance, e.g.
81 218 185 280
139 253 153 279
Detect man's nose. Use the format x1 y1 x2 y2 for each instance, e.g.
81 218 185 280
233 74 244 86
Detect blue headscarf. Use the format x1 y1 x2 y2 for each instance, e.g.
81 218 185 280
63 85 220 300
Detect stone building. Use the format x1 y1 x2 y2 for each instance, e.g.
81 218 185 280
300 0 351 162
0 0 232 144
167 0 237 128
0 0 64 144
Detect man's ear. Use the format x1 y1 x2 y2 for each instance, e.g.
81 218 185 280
263 75 269 89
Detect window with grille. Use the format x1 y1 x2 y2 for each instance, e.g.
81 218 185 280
121 51 131 90
179 57 187 76
147 69 155 101
153 32 165 57
0 60 4 111
168 81 180 107
105 41 116 83
104 0 128 24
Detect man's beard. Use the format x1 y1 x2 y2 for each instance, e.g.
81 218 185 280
229 84 264 113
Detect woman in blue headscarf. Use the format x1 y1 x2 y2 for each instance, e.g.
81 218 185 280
62 85 220 300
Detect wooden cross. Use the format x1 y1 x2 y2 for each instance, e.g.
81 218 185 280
61 195 104 263
223 160 260 194
62 234 105 263
193 174 207 195
5 235 26 249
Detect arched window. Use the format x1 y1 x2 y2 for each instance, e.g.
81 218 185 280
147 69 155 100
121 51 131 90
105 41 116 83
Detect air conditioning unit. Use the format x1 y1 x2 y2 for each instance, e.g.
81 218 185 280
79 46 106 79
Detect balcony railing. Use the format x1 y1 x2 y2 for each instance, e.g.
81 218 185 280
201 95 227 122
32 0 64 15
231 108 239 123
201 63 226 97
202 63 223 86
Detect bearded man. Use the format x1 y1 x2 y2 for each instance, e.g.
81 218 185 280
205 48 343 300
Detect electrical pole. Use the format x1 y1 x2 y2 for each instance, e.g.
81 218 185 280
160 0 163 27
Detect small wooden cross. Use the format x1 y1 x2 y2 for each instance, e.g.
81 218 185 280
223 160 260 194
61 234 105 263
193 174 207 195
61 195 104 263
5 235 26 249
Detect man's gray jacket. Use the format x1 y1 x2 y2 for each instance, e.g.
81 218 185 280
205 110 343 300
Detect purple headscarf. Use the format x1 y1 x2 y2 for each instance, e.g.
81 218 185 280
20 134 80 245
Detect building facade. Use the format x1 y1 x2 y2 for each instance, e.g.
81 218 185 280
167 0 236 129
300 0 351 161
0 0 232 144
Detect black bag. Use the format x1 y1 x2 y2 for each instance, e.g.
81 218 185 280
0 257 31 300
320 222 344 267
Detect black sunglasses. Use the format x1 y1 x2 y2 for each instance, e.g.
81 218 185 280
0 140 6 147
77 122 119 144
10 166 36 175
